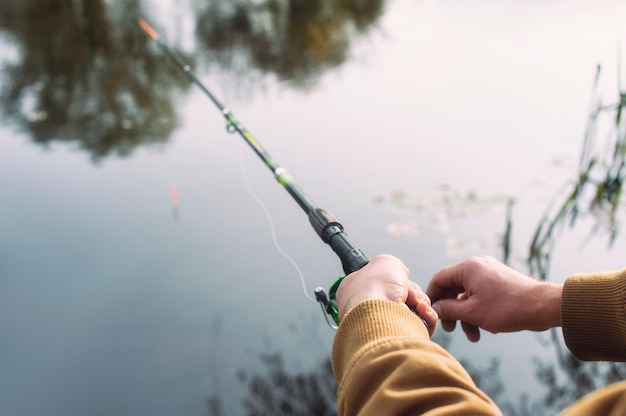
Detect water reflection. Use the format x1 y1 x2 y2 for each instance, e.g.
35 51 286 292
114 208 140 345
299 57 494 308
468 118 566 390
0 0 386 161
195 0 386 89
0 0 192 161
235 352 337 416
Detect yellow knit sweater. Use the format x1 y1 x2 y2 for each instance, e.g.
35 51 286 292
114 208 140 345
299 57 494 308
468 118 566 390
332 268 626 415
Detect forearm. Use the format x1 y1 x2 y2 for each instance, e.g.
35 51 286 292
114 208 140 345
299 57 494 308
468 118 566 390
562 268 626 361
332 300 502 415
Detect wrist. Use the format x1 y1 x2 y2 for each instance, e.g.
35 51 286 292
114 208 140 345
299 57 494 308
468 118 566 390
338 287 391 320
533 282 563 330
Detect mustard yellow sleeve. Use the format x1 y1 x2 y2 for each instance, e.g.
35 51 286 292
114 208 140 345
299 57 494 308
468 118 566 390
562 268 626 362
560 380 626 416
332 300 502 416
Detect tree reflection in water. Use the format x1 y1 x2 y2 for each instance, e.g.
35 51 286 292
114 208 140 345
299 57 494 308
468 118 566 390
0 0 191 161
0 0 386 161
236 353 337 416
195 0 386 90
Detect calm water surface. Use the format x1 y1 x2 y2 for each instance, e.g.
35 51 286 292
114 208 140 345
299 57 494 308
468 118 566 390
2 1 626 415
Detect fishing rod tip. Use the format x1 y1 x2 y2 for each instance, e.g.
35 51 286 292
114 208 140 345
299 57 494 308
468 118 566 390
137 18 159 40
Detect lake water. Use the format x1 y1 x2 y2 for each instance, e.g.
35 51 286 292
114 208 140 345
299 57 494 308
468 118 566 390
2 1 626 415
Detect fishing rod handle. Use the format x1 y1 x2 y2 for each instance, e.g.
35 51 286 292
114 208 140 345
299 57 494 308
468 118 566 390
309 208 369 274
309 207 368 328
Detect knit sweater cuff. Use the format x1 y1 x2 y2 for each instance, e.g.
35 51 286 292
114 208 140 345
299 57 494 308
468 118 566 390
332 299 429 380
562 268 626 361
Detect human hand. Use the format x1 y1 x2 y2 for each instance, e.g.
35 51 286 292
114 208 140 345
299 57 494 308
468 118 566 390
426 256 562 342
336 254 438 336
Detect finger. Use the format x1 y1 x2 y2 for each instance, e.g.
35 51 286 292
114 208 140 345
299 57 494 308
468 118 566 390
416 300 438 336
407 281 431 306
461 321 481 342
431 298 467 322
441 319 457 332
426 261 467 301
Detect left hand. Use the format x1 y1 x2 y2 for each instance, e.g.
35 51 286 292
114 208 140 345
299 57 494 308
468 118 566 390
336 254 438 336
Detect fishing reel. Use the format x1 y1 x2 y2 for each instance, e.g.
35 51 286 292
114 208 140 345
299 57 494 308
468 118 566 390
314 276 345 329
315 274 429 330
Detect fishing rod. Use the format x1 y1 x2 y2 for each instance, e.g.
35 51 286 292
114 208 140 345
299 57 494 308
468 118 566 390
138 18 368 328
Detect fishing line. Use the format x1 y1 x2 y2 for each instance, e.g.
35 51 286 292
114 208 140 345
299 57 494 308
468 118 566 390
139 18 368 326
237 151 316 302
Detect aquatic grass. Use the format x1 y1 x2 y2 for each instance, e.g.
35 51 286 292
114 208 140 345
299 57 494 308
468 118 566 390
528 64 626 280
